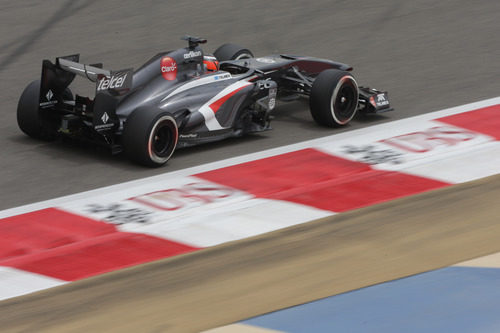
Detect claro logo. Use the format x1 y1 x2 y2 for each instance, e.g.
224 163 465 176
161 56 177 81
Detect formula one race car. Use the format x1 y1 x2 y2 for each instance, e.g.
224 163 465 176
17 36 392 166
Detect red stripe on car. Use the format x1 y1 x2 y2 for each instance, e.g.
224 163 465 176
209 85 249 113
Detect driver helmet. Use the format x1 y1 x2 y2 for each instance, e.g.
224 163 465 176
203 55 219 72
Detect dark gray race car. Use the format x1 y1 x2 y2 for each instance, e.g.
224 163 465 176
17 36 392 167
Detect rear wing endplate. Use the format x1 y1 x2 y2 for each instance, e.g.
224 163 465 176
40 54 133 105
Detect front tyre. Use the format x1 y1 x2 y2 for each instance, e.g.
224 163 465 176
122 108 178 167
17 80 57 140
309 69 359 127
213 43 254 61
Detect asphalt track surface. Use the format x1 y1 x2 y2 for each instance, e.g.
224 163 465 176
1 2 500 332
1 175 499 332
1 0 500 210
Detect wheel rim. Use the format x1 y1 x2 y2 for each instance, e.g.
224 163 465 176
148 115 178 164
335 85 356 117
235 52 252 60
153 125 171 156
330 75 359 125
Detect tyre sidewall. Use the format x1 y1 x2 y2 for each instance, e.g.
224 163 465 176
330 74 358 125
309 70 359 127
213 43 254 61
232 49 254 60
123 108 178 167
17 80 57 140
147 114 178 165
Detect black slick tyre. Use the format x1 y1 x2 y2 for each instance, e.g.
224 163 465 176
213 43 254 61
122 107 178 167
309 69 359 127
17 80 58 140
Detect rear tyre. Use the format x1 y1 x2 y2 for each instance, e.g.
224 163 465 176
309 69 359 127
213 43 254 61
17 80 57 140
122 107 178 167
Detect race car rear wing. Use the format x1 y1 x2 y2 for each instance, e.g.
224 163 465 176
57 56 110 82
40 54 133 106
39 55 134 137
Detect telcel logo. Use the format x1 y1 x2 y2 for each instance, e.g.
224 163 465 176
161 56 177 80
97 74 128 91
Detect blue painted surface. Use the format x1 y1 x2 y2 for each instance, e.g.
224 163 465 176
243 267 500 333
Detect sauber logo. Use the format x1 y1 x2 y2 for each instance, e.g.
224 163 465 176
40 89 57 107
46 89 53 101
161 56 177 80
97 73 128 91
101 112 109 124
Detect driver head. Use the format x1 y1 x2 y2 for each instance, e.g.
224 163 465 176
203 55 219 72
